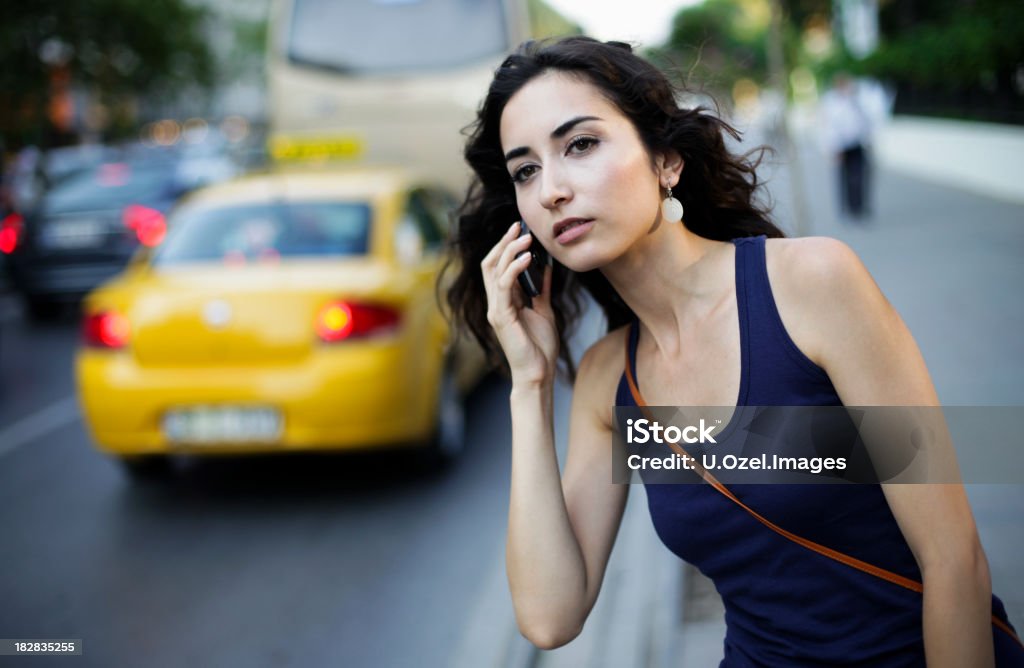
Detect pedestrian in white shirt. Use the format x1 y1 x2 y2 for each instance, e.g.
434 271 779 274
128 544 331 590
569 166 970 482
820 73 878 221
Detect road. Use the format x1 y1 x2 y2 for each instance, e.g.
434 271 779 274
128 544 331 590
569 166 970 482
0 302 576 667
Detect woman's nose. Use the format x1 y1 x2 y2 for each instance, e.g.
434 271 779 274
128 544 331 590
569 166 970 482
539 165 572 210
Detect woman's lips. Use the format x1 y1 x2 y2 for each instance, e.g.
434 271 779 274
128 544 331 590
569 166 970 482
555 219 594 244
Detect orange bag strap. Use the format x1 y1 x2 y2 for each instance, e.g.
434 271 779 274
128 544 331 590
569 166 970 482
622 330 1023 648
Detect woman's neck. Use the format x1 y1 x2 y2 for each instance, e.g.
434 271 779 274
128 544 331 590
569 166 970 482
601 225 729 357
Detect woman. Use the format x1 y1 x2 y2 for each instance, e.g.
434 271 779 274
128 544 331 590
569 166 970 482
444 37 1022 666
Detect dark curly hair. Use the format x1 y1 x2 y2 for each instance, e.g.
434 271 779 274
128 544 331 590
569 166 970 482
443 36 784 381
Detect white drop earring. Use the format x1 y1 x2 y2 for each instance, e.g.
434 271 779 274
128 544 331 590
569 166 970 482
662 185 684 223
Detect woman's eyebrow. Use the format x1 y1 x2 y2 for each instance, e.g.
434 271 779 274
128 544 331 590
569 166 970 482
552 115 602 138
504 115 604 162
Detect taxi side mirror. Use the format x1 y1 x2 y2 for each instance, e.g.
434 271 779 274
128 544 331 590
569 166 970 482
394 217 424 266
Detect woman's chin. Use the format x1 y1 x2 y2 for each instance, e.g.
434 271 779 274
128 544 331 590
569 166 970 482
559 244 625 274
559 254 604 274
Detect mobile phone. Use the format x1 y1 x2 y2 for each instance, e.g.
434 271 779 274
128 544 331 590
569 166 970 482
515 221 548 299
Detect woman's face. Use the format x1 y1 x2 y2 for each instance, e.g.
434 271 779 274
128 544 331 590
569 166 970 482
499 70 677 272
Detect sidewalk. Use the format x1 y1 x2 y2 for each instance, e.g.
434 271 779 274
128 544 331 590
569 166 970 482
874 117 1024 205
451 114 1024 668
784 111 1024 207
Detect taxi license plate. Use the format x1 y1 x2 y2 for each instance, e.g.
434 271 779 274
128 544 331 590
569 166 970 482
162 407 282 445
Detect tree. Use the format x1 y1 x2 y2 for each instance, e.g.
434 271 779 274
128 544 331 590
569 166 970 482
528 0 584 39
0 0 215 148
648 0 773 100
821 0 1024 123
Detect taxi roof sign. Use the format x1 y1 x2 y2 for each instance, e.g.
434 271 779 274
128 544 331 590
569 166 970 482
269 134 365 162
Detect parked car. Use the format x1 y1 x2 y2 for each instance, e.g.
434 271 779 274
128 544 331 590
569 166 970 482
3 145 238 320
75 167 484 478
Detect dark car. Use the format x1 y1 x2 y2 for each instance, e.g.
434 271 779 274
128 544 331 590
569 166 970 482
4 156 199 320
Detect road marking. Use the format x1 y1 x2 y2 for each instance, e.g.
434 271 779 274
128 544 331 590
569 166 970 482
0 395 81 458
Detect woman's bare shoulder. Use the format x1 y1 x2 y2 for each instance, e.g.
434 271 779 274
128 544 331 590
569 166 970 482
577 324 631 385
572 324 632 424
764 236 880 367
765 236 872 302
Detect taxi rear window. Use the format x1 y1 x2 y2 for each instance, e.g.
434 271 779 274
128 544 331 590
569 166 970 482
154 202 371 265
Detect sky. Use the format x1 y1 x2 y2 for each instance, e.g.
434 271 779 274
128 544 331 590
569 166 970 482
542 0 702 48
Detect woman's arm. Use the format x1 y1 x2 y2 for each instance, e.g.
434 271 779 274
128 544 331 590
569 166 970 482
480 223 628 649
506 336 628 648
771 237 994 667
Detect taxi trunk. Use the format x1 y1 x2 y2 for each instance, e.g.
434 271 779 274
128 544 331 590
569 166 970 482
126 261 402 367
77 259 450 453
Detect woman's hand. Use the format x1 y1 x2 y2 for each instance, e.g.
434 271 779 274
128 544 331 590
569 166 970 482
481 222 559 387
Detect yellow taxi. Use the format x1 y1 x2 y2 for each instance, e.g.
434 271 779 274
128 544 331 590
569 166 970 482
75 167 485 477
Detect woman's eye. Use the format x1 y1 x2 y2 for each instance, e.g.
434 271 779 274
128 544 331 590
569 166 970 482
512 164 538 183
568 136 598 154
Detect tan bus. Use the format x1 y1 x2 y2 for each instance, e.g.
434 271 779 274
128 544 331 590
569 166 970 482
266 0 537 193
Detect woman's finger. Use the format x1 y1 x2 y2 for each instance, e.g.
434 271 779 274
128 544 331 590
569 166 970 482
532 262 554 311
488 233 532 307
481 222 521 272
489 251 530 321
481 222 522 310
486 235 533 324
496 229 533 274
496 250 531 294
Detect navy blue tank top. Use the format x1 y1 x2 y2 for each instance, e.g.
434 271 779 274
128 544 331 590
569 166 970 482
615 235 1022 666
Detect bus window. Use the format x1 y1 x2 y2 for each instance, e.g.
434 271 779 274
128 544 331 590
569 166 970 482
267 0 533 192
288 0 511 74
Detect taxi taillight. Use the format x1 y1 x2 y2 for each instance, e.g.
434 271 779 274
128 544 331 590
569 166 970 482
316 301 400 342
0 212 24 254
82 311 131 349
122 204 167 247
